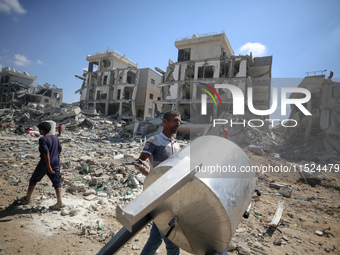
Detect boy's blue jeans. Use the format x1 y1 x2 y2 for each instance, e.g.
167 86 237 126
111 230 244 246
140 222 179 255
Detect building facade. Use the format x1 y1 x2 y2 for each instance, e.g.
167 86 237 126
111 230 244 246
284 72 340 144
135 68 162 119
77 50 161 121
0 67 63 109
153 32 272 121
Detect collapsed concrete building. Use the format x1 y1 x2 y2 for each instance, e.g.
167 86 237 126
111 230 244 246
76 50 162 121
0 67 63 109
274 71 340 153
153 32 272 122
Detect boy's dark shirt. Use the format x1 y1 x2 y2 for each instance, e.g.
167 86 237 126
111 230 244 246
38 135 62 169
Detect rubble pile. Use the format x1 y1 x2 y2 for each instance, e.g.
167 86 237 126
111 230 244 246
0 129 149 244
272 75 340 162
0 106 339 254
0 105 94 128
2 100 338 166
277 135 340 164
0 130 339 254
199 112 282 156
225 152 340 255
0 105 170 142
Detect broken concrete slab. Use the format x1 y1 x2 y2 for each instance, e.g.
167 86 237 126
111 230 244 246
84 195 97 201
68 183 86 192
299 169 322 186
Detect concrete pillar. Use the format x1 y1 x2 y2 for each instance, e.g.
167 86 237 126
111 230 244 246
152 102 156 118
192 83 197 99
85 74 90 101
119 102 123 116
213 62 219 79
131 101 136 120
105 102 109 115
228 59 234 78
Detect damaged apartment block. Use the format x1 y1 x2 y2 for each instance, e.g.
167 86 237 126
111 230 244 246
0 67 63 109
153 32 272 122
275 70 340 153
76 49 161 121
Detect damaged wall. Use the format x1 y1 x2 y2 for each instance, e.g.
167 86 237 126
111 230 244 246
77 50 162 121
281 73 340 153
79 50 139 119
175 32 234 60
155 32 272 122
0 67 63 109
135 68 162 119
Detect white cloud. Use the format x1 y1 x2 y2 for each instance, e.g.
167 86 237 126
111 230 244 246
37 59 44 65
0 64 3 70
13 54 30 67
239 42 267 57
0 0 27 15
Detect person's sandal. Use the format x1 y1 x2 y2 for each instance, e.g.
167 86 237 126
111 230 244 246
19 196 31 205
49 203 64 210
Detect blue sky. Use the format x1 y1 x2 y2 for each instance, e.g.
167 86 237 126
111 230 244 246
0 0 339 104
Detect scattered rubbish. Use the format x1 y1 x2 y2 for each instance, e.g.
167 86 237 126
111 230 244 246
0 75 338 255
273 238 282 246
268 200 284 228
315 230 323 236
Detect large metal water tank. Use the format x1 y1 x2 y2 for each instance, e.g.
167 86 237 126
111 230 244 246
116 135 256 254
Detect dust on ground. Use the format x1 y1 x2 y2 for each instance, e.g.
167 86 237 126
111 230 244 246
0 131 340 255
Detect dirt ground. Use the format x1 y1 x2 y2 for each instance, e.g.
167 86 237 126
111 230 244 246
0 142 340 255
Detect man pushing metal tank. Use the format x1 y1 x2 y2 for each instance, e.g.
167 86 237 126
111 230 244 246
98 111 258 255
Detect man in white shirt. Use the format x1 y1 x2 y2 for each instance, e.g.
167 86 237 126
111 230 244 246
135 111 181 255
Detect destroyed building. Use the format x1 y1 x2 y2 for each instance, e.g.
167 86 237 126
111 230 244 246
135 68 162 119
153 32 272 122
275 71 340 154
0 67 63 109
76 50 162 121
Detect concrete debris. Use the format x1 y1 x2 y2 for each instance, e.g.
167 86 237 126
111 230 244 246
268 200 284 228
0 125 339 255
132 244 140 250
0 122 148 245
1 82 338 168
228 241 238 251
273 238 282 246
272 73 340 158
247 145 267 156
299 168 322 186
237 241 251 255
68 183 86 192
0 71 339 255
0 67 63 110
269 183 292 198
61 209 70 216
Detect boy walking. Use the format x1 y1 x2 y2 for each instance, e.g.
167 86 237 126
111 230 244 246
23 122 64 210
